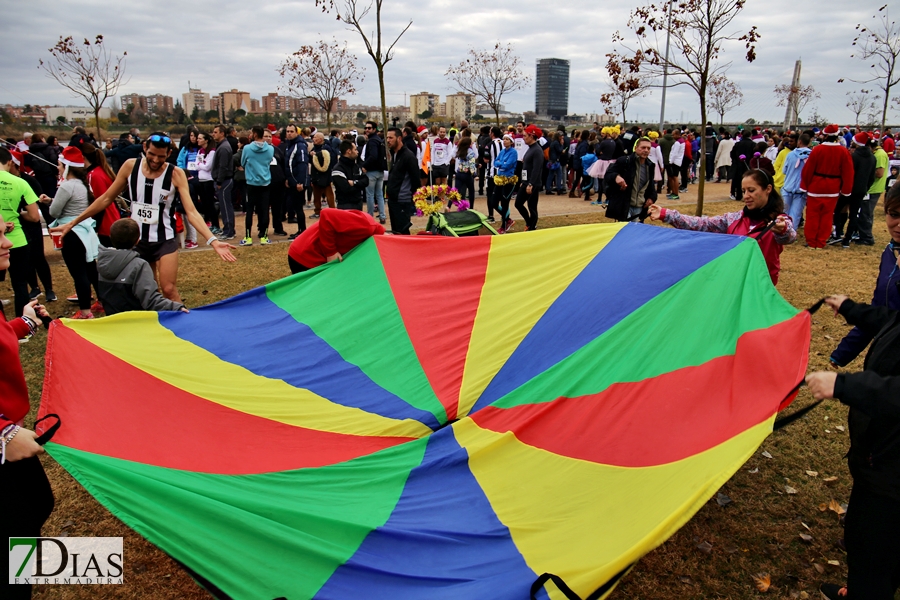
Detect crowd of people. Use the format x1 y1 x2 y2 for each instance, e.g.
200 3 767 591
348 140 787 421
1 114 900 598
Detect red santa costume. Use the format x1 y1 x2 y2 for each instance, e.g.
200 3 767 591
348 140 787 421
799 124 854 248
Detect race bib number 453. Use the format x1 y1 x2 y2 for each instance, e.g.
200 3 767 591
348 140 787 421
131 203 160 225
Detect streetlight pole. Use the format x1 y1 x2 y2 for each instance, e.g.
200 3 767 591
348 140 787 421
658 0 674 132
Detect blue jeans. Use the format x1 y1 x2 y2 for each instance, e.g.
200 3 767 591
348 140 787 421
366 171 385 220
216 179 235 237
546 166 564 192
782 189 806 229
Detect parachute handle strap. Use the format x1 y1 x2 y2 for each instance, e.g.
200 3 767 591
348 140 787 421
34 414 61 445
530 564 633 600
772 297 831 431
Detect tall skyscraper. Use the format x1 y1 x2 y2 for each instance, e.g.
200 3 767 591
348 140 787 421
535 58 570 118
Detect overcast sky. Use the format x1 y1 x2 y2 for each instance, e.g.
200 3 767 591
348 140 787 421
1 0 894 126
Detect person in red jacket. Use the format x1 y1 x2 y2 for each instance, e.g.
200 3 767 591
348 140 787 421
287 207 385 273
799 123 855 248
0 214 54 600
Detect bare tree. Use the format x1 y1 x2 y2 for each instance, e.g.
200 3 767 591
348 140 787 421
610 0 759 215
278 39 363 129
846 89 877 127
445 43 529 126
39 35 127 139
843 5 900 130
602 53 652 126
773 84 820 121
315 0 411 130
706 74 743 125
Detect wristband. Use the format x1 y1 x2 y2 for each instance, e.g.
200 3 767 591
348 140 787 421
207 236 218 246
20 316 37 337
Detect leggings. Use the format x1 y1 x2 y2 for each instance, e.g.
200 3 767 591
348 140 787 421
288 256 309 274
845 484 900 599
515 186 540 230
7 245 32 317
245 185 270 238
24 223 52 296
492 182 515 225
455 172 475 208
61 232 99 310
198 180 219 228
1 456 55 599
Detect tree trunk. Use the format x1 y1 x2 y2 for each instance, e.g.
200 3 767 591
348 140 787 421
326 109 332 129
93 105 102 140
377 64 387 131
494 106 500 126
880 91 890 131
696 99 707 217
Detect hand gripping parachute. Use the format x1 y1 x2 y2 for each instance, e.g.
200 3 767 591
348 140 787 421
38 222 810 599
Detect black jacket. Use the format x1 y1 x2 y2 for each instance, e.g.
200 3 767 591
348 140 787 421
332 155 368 209
309 143 337 188
834 296 900 500
268 144 286 187
604 154 658 221
105 142 143 173
362 134 387 172
386 145 419 204
211 139 234 183
730 137 756 176
850 145 876 199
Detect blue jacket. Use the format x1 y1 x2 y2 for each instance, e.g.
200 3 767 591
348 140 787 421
494 147 517 177
241 141 275 187
283 137 309 187
781 146 811 193
177 145 201 178
832 242 900 366
581 153 598 175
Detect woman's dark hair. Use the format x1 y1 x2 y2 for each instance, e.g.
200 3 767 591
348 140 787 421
742 169 784 219
884 178 900 214
31 132 45 143
47 135 58 146
198 132 212 154
81 143 115 180
580 129 590 142
456 136 472 159
754 141 767 154
238 136 250 147
66 166 96 205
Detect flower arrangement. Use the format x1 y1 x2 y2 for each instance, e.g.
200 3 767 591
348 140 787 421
413 184 464 216
493 174 518 186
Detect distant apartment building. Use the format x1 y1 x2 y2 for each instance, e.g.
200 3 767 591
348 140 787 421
262 93 298 113
209 97 220 112
120 93 146 112
218 89 251 120
250 98 261 114
145 94 174 115
410 92 439 118
535 58 570 118
182 88 211 114
446 93 475 121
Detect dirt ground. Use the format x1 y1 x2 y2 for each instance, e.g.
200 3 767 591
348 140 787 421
5 180 892 598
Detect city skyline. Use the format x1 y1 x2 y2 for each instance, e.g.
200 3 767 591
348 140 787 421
1 0 896 127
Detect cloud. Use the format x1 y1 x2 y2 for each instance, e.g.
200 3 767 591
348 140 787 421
2 0 894 126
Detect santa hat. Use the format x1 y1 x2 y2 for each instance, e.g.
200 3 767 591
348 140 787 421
9 149 23 167
416 125 427 134
266 124 277 132
59 146 85 168
822 124 840 136
524 124 542 137
852 131 869 146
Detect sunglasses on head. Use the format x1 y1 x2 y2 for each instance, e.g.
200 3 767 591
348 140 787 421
148 134 171 144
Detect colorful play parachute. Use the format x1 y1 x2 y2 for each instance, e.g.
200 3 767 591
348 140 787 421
39 222 810 599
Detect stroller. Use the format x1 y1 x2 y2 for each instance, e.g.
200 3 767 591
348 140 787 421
424 209 499 237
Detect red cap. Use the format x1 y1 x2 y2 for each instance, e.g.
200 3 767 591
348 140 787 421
852 131 870 146
524 124 542 137
822 124 840 136
9 149 23 167
59 145 85 167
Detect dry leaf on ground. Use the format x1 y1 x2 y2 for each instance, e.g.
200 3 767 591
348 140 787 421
823 476 839 483
751 573 772 592
799 533 813 543
806 470 819 477
828 499 847 515
762 451 773 459
785 485 798 494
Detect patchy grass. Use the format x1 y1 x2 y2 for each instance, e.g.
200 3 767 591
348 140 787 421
5 197 887 599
